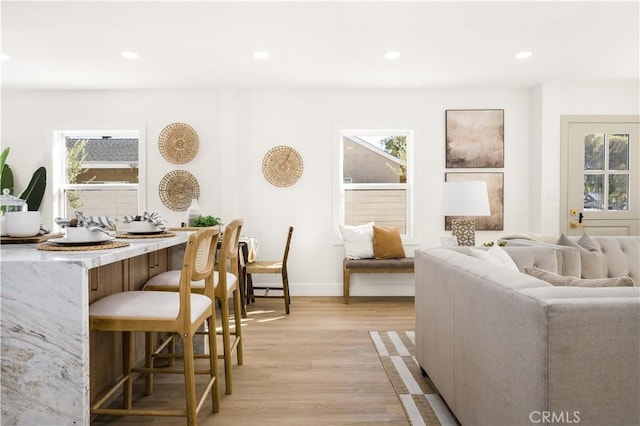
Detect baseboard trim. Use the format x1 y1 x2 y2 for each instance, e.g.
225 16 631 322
288 282 415 297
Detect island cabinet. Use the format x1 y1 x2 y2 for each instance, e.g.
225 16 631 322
89 248 171 407
0 233 189 425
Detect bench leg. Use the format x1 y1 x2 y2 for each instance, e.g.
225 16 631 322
343 268 350 304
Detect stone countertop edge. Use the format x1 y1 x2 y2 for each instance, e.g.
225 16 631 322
0 233 190 269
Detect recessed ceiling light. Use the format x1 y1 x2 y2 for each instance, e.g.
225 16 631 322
0 54 10 61
253 51 270 60
121 51 140 60
384 51 401 60
514 51 533 59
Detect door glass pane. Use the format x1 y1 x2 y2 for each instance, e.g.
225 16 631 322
609 134 629 171
584 174 604 210
584 133 604 170
608 175 629 211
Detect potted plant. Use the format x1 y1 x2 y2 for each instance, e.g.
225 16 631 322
0 147 47 211
192 215 222 228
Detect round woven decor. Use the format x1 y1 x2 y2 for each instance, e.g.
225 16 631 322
158 122 199 164
158 170 200 211
262 146 303 187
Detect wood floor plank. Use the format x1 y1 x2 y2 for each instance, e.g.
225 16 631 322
92 296 415 425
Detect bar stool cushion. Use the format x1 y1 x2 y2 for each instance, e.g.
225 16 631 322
143 270 237 292
90 291 211 323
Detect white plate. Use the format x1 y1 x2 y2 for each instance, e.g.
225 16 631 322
126 230 165 235
49 237 114 246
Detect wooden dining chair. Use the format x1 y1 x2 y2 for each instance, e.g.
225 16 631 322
245 226 293 314
89 227 220 425
144 219 245 395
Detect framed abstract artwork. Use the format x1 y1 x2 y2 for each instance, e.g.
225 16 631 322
446 109 504 168
444 172 504 231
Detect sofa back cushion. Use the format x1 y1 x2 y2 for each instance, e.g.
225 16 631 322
594 236 640 285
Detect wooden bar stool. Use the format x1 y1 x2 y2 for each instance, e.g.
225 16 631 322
144 219 245 394
89 227 220 425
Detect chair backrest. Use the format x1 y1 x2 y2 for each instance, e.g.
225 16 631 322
282 226 294 267
190 227 221 282
178 227 220 328
216 219 244 298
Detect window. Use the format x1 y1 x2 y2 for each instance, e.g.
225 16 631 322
54 130 142 219
339 130 412 235
583 133 629 211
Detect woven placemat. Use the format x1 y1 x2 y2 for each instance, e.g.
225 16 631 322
37 240 130 251
116 231 176 239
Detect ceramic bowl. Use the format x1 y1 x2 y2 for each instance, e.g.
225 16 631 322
128 221 161 233
5 211 41 237
66 227 110 242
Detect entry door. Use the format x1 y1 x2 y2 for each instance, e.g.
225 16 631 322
561 115 640 236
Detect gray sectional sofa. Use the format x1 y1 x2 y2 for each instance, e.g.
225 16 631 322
415 242 640 426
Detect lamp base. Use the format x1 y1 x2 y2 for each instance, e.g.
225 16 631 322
452 219 476 246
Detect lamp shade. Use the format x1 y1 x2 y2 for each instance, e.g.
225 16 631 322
440 181 490 216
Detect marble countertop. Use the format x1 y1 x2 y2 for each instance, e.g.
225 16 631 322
0 232 190 269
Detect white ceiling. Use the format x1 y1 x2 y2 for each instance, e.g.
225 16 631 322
1 1 639 90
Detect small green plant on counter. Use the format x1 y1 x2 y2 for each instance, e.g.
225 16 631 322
0 147 47 211
481 241 507 247
192 215 222 227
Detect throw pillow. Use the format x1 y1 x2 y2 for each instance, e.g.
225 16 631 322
524 267 635 287
468 246 519 271
338 222 374 259
372 225 405 259
556 233 607 278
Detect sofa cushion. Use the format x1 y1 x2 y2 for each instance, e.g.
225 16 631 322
557 233 607 278
595 237 639 283
468 246 519 271
338 222 374 259
372 225 405 259
524 267 635 287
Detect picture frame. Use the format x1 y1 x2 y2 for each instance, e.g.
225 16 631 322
444 172 504 231
446 109 504 168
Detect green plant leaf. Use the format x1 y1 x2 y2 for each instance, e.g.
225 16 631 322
19 166 46 211
0 147 9 180
192 215 222 227
1 164 14 194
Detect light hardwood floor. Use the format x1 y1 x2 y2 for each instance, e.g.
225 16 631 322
92 296 415 425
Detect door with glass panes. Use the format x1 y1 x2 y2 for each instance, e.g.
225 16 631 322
561 115 639 236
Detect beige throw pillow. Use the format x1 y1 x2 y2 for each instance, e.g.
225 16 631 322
468 246 519 271
524 267 635 287
372 225 406 259
556 233 607 278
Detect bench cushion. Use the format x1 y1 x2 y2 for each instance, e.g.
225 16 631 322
344 257 414 269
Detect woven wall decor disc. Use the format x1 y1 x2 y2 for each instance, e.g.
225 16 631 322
262 146 303 187
158 122 199 164
158 170 200 211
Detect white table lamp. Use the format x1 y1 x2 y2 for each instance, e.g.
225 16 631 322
440 181 490 246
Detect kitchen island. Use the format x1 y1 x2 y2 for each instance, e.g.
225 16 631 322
0 233 189 425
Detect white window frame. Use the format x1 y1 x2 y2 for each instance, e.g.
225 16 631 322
334 128 414 241
52 127 146 221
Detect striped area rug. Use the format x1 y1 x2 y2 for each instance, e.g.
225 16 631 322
369 331 459 426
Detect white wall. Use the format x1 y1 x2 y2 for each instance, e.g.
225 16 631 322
531 81 640 234
2 84 631 296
